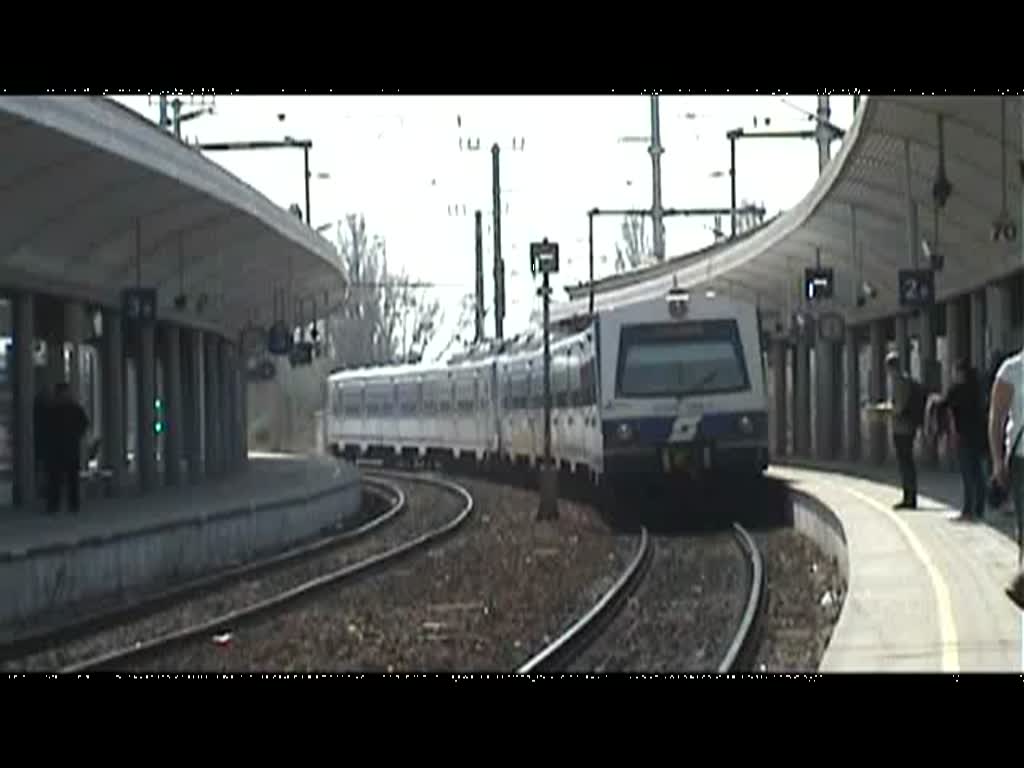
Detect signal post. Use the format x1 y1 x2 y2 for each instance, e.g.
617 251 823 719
532 238 560 521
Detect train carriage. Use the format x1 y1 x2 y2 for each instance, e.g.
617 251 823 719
324 284 768 510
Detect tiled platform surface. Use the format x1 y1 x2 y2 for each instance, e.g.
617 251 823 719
0 452 361 634
772 461 1023 672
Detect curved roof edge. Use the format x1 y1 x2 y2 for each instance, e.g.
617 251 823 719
550 96 876 325
0 96 340 275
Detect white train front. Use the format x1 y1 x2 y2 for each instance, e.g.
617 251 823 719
324 290 770 494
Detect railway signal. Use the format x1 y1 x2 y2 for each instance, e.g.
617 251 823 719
531 238 560 522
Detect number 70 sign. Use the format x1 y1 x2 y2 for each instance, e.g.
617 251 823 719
897 269 935 308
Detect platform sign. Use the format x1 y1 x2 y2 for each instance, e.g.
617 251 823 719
267 321 293 356
898 269 935 308
530 239 559 275
122 288 157 325
818 312 845 342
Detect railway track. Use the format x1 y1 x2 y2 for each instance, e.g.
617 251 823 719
518 522 765 673
1 471 473 673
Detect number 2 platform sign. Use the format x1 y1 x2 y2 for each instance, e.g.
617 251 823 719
898 269 935 308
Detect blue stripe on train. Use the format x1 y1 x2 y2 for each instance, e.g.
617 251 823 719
603 410 768 445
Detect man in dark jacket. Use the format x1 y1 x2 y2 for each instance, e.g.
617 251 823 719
44 381 89 515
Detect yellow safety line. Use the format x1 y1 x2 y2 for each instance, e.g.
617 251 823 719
829 481 961 674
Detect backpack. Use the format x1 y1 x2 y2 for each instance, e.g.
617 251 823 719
906 378 927 429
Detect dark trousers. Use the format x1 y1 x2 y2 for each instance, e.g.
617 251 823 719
958 443 985 518
893 432 917 505
45 459 80 513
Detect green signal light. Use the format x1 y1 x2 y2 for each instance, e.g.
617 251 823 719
155 398 163 409
155 422 164 434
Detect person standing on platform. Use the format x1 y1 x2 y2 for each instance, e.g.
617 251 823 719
933 359 986 520
44 381 89 516
867 351 926 510
988 350 1024 609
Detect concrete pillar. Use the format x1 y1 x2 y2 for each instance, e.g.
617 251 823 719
13 292 35 508
162 325 184 486
945 296 965 391
919 306 940 468
868 319 886 465
239 358 249 467
844 326 861 462
895 315 910 372
184 329 204 483
101 308 125 496
771 340 787 458
815 338 836 460
986 279 1012 363
64 301 85 403
970 290 986 372
219 341 234 472
794 340 811 457
136 323 157 492
204 335 221 477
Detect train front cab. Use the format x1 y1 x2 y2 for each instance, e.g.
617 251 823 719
598 295 769 495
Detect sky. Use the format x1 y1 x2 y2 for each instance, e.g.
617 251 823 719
112 94 854 360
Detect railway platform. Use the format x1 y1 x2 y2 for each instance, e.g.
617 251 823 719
772 462 1023 672
0 453 360 637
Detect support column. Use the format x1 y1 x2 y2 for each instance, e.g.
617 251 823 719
239 357 249 467
162 325 184 486
771 340 787 459
101 308 125 496
919 306 940 468
844 326 861 462
970 290 985 373
895 315 910 372
219 340 233 472
185 329 204 483
794 339 811 457
815 337 836 460
868 319 886 465
13 292 35 508
64 301 85 403
136 323 157 492
985 279 1012 364
945 296 965 390
204 335 221 477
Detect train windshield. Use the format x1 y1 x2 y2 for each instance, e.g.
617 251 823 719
616 320 749 398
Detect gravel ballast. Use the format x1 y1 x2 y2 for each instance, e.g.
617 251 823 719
751 528 845 672
569 532 748 672
2 482 453 672
133 475 634 672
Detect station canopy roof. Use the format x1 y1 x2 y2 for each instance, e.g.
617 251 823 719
0 96 344 338
558 96 1023 335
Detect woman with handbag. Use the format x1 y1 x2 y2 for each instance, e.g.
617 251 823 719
987 350 1024 610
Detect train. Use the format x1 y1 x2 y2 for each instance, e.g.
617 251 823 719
323 287 770 513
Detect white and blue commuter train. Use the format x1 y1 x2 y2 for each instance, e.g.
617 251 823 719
324 288 769 505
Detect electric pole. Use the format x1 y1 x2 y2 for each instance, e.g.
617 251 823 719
649 95 666 262
492 143 505 340
816 96 832 173
474 210 485 343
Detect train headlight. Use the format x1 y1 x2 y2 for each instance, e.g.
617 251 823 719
616 423 634 442
738 415 754 435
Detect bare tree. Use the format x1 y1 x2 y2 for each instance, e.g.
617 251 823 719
432 293 478 361
614 213 653 273
328 214 442 369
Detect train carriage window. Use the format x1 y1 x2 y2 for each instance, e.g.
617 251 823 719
509 371 528 410
580 357 596 406
529 370 544 410
568 355 582 406
422 379 437 414
456 376 475 413
439 379 453 413
333 383 344 417
342 387 363 417
399 381 418 415
554 356 569 408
